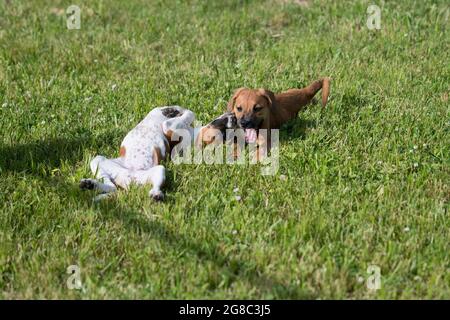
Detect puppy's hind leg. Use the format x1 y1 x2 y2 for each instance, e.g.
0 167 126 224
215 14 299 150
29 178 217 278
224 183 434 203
136 165 166 201
148 165 166 201
80 156 118 194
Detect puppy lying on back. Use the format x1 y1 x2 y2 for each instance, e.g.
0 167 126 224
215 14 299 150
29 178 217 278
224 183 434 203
227 78 330 143
80 106 195 201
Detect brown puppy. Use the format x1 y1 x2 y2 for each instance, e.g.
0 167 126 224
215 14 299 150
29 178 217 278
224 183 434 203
227 78 331 144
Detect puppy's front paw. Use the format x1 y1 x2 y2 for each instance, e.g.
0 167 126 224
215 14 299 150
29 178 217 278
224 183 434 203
149 189 165 202
80 179 97 190
162 120 177 134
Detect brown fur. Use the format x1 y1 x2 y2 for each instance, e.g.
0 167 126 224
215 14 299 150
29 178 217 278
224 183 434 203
195 126 221 147
119 146 126 157
163 129 183 150
152 146 163 165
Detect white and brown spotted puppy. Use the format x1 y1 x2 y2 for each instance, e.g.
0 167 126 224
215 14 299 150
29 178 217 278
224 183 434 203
80 106 195 201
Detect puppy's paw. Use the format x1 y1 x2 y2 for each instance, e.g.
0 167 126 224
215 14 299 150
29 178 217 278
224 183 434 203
162 120 171 134
79 178 97 190
93 193 113 202
163 119 186 135
149 189 165 202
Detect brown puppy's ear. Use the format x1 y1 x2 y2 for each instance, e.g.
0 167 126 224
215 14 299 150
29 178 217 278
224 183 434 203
227 87 246 112
258 89 276 110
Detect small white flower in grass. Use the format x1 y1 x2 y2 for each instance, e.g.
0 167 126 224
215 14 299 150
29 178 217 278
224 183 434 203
85 96 92 102
98 108 103 113
422 143 427 148
377 161 382 165
377 186 384 197
111 84 117 91
357 276 365 283
413 163 419 168
233 187 239 193
234 195 242 201
2 102 7 108
280 174 287 181
413 145 418 150
41 120 46 125
403 227 410 232
409 149 414 153
231 230 238 235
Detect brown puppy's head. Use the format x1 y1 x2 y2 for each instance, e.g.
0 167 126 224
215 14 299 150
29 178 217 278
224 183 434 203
227 88 275 143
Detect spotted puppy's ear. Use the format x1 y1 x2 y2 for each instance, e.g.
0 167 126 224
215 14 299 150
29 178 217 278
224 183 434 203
209 112 237 130
226 87 246 112
258 89 276 110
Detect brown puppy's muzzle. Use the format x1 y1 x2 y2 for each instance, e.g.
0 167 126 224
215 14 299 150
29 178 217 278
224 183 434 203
238 115 262 130
237 114 263 144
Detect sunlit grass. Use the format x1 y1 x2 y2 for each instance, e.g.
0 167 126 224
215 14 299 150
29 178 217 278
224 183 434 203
0 0 448 299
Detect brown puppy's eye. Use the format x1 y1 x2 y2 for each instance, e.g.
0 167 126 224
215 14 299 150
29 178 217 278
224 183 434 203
236 106 243 112
254 104 262 112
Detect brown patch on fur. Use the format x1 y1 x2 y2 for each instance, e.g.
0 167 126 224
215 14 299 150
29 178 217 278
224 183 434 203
119 146 126 157
152 147 163 165
163 138 170 153
196 126 223 147
164 129 173 141
163 129 183 150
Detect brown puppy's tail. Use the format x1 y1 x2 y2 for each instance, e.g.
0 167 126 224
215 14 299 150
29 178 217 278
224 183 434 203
303 77 330 107
271 78 331 127
320 77 330 107
275 77 331 111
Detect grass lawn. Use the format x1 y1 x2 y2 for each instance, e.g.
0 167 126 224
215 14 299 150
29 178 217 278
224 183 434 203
0 0 449 299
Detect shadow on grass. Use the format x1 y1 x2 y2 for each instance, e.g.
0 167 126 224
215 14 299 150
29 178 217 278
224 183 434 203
279 118 317 142
93 200 316 299
1 126 316 298
0 129 125 175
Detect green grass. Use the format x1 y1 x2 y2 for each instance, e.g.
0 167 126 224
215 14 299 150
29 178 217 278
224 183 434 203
0 0 449 299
